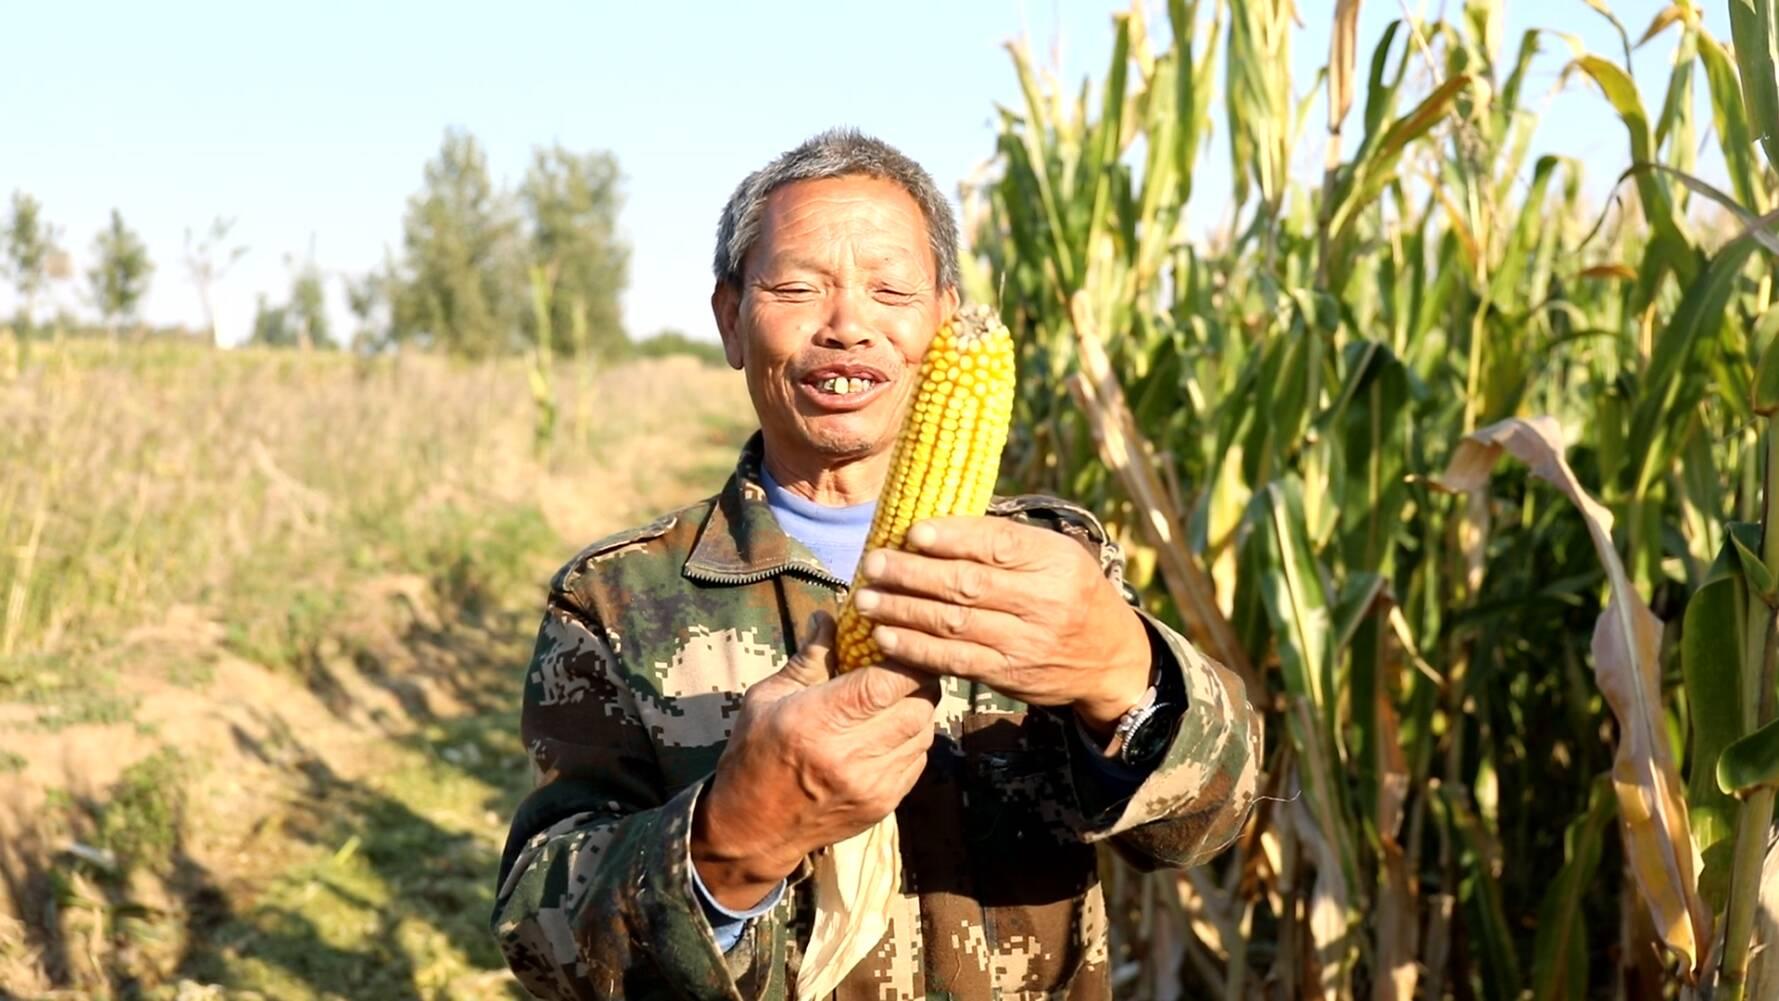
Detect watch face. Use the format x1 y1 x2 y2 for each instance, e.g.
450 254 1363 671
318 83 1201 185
1123 704 1176 765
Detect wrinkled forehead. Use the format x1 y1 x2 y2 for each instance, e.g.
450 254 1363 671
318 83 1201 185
748 176 936 279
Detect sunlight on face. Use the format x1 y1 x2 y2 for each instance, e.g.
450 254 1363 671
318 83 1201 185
714 176 955 471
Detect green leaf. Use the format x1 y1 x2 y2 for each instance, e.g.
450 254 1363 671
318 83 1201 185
1084 15 1133 263
1757 330 1779 416
1531 777 1616 1001
1719 714 1779 794
1441 786 1524 998
1631 162 1779 257
1570 55 1694 266
1682 527 1753 853
1327 74 1472 246
1255 478 1333 723
1697 29 1769 213
1004 40 1077 291
1728 0 1779 172
1732 531 1779 605
1628 233 1761 496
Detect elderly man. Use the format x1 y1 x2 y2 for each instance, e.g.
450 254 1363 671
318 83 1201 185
492 128 1261 1000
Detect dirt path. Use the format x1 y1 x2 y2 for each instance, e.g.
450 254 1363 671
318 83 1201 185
0 362 753 1000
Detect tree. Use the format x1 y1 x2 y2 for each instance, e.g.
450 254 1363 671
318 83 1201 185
248 294 290 348
519 145 629 356
184 217 247 346
344 268 390 352
389 129 524 356
87 209 153 338
287 259 330 350
248 255 335 350
4 191 61 334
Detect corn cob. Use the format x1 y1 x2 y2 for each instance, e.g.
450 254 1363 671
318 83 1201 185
835 303 1017 672
797 304 1018 1001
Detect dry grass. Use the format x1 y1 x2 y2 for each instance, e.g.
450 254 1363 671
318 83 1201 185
0 340 745 666
0 339 753 999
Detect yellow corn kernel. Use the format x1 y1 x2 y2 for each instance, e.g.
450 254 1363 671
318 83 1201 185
836 304 1017 672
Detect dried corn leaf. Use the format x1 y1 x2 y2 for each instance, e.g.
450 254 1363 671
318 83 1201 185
1434 415 1711 974
798 817 902 1001
1746 837 1779 1000
1291 793 1354 1000
1066 291 1259 694
1325 0 1361 172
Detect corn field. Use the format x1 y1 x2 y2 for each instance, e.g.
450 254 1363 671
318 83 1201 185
966 0 1779 997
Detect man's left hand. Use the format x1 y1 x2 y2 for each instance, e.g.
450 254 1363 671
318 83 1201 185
851 516 1154 738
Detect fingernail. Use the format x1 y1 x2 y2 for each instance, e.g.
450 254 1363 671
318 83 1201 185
853 588 879 611
861 551 886 579
873 625 898 651
907 522 936 549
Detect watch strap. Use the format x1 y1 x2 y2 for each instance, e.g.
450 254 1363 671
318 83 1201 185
1100 682 1159 763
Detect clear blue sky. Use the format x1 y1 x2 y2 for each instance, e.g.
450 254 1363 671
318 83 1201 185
2 1 1700 346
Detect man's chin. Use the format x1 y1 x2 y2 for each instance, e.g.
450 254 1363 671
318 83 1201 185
794 419 889 462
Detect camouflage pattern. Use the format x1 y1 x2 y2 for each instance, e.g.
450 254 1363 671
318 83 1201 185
492 432 1262 1000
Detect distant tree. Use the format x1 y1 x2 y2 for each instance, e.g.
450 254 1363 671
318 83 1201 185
249 255 336 350
389 129 524 356
184 217 247 346
344 267 392 352
248 293 291 348
519 145 629 356
4 191 62 334
87 209 153 339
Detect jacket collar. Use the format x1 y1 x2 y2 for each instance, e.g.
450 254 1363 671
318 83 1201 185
682 431 849 588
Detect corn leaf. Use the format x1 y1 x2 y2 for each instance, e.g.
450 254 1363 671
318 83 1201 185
1084 15 1133 264
1696 29 1770 214
1531 776 1617 1001
1719 711 1779 795
1066 292 1259 693
1435 415 1711 974
1629 233 1762 497
1570 55 1695 269
1636 5 1691 48
1681 526 1753 859
1327 0 1362 158
1441 785 1522 1000
1290 789 1357 1000
1727 0 1779 172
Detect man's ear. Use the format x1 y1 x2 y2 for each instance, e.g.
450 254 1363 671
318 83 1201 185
710 281 744 371
939 283 961 321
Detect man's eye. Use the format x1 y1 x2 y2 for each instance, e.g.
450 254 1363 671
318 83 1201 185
773 285 815 296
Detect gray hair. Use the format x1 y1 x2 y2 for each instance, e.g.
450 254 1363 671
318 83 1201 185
712 128 960 291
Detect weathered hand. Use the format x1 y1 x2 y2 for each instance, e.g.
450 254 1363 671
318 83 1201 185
851 516 1154 738
690 612 938 910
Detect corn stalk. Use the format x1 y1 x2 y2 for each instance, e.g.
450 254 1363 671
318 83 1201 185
972 0 1779 994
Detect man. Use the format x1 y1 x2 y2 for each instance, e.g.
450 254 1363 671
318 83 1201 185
492 128 1261 1000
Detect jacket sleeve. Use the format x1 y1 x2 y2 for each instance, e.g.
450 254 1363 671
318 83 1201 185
1006 497 1263 871
490 595 793 1000
1065 608 1264 870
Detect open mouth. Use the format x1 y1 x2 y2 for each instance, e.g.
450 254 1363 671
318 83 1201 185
799 366 891 410
812 375 881 396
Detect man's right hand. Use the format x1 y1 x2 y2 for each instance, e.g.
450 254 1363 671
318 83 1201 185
689 611 938 911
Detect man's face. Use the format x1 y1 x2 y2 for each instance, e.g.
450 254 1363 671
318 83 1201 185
712 175 958 469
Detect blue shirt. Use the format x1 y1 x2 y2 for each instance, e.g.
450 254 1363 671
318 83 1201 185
759 464 877 580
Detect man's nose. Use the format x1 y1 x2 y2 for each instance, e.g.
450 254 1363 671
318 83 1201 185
816 287 875 350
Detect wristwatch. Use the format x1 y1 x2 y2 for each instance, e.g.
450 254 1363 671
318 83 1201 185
1100 626 1186 767
1101 684 1171 767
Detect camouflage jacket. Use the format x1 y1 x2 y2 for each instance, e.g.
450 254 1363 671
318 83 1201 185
492 434 1262 1000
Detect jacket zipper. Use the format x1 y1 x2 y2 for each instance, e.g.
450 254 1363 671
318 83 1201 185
683 562 850 592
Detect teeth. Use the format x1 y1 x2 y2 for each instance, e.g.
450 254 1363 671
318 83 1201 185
818 376 876 395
